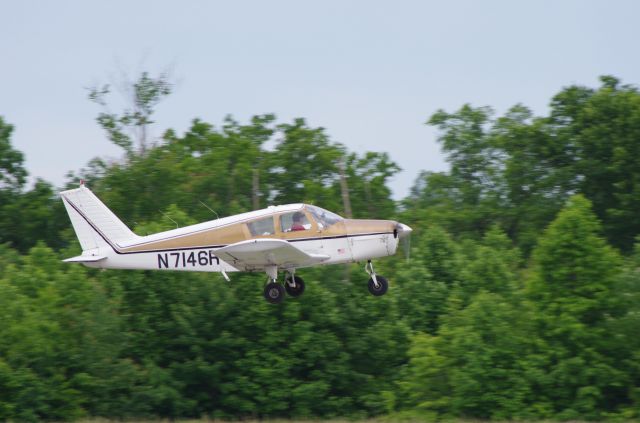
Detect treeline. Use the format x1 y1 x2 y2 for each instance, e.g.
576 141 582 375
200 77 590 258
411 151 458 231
0 76 639 420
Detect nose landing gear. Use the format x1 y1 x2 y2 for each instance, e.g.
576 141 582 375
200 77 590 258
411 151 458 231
365 260 388 296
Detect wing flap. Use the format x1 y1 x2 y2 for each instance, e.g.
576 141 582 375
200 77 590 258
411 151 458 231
215 239 329 270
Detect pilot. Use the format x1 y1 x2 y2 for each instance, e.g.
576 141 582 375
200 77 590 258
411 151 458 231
290 212 306 231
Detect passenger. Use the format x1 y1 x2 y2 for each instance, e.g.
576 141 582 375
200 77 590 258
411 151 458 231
290 212 306 231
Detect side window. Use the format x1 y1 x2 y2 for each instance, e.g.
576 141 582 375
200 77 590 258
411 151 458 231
280 211 311 232
247 216 275 236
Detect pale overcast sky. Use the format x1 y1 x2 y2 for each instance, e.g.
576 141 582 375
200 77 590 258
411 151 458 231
1 1 638 199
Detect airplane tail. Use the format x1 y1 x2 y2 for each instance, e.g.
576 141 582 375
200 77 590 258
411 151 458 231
60 184 138 258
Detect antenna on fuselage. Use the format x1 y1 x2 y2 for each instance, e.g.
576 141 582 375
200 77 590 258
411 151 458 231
160 211 179 229
199 201 220 220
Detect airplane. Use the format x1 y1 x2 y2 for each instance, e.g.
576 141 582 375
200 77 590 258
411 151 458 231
60 183 412 304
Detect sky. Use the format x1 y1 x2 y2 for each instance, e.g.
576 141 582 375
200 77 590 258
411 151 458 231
1 1 639 200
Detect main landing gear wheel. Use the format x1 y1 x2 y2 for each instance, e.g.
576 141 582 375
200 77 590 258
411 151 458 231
284 275 305 298
368 276 388 296
264 282 285 304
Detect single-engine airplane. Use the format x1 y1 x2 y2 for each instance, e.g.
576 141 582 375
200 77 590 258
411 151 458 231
60 184 412 303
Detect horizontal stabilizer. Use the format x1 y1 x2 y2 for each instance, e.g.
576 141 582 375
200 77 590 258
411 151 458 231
63 255 107 263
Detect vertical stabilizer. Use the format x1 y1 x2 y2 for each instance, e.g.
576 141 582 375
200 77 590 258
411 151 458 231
60 185 138 251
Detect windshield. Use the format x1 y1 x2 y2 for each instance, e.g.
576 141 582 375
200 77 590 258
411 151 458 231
307 205 343 229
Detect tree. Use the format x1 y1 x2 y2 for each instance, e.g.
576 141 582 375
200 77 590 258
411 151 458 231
0 116 28 248
88 71 172 157
490 104 576 252
455 226 521 304
398 291 536 420
341 152 400 219
268 118 345 211
418 76 640 252
0 117 26 192
7 72 640 420
0 118 68 253
526 195 627 419
0 243 148 420
0 179 67 252
549 76 640 251
428 105 502 225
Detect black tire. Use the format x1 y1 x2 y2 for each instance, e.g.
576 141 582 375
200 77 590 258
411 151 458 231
284 275 305 298
264 282 285 304
368 276 388 296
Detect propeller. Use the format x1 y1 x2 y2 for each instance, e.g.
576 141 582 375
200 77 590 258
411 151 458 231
395 223 413 261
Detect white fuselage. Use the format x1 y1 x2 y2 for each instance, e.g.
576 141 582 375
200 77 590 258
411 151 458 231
83 230 400 273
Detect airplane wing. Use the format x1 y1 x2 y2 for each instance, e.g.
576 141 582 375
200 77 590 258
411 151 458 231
214 238 329 271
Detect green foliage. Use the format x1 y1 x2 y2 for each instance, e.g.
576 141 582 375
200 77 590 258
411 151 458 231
410 76 640 252
392 226 457 334
0 116 26 191
398 292 537 420
1 179 68 251
269 118 345 209
0 118 68 252
456 226 521 303
341 151 400 219
527 195 622 319
1 75 640 420
0 243 145 420
396 195 639 421
525 195 629 419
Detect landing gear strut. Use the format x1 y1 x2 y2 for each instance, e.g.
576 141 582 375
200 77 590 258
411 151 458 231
365 260 388 296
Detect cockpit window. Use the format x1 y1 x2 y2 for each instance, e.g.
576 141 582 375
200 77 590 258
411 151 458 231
307 205 343 229
280 211 311 232
247 216 275 236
